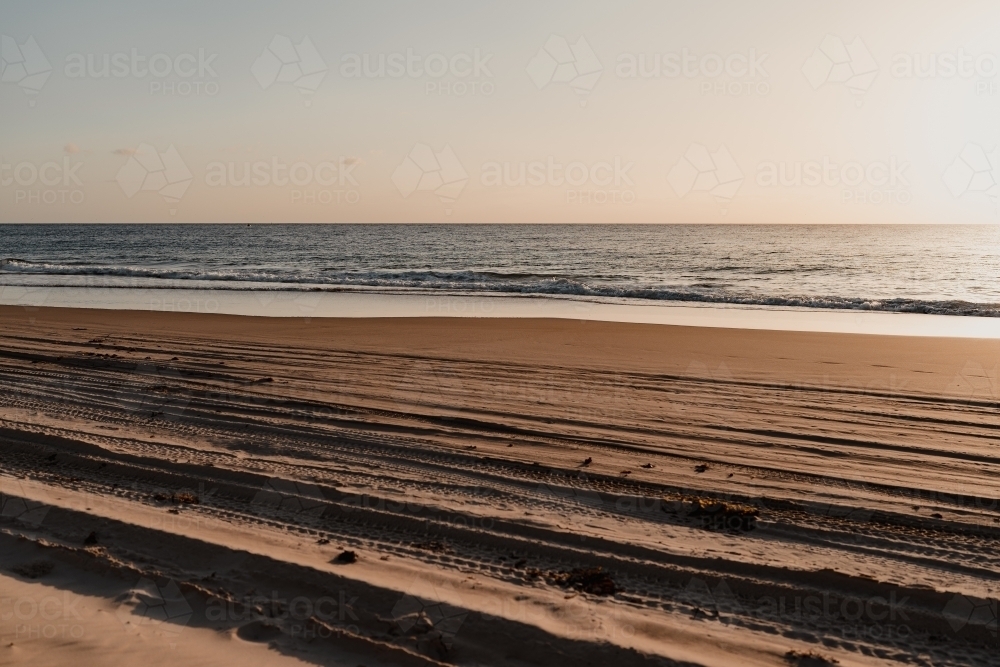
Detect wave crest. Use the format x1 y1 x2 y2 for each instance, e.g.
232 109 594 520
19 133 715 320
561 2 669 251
3 258 1000 317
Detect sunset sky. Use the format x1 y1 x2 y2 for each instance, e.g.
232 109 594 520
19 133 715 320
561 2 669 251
3 0 1000 223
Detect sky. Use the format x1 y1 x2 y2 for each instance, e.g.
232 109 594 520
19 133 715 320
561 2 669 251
3 0 1000 224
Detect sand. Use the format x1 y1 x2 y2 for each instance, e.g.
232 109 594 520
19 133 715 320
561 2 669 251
0 305 998 666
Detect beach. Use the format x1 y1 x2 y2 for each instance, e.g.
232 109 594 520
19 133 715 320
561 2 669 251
9 0 1000 662
1 305 998 666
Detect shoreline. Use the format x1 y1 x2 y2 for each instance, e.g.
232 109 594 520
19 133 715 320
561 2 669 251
3 287 1000 338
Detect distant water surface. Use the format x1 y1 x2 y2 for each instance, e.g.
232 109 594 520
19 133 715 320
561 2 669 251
2 224 999 317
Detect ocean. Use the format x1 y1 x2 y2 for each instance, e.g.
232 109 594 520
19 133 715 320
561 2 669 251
2 224 1000 317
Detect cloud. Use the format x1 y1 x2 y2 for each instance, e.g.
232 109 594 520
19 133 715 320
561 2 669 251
343 157 360 166
113 148 136 156
64 142 80 154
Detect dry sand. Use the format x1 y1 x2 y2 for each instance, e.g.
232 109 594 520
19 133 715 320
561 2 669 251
0 306 998 666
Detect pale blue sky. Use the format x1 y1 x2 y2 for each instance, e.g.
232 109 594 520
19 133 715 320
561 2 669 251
3 0 1000 223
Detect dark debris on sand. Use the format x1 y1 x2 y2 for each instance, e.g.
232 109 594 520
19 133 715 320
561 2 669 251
784 649 840 666
664 497 759 532
153 491 199 505
334 550 358 564
535 567 616 596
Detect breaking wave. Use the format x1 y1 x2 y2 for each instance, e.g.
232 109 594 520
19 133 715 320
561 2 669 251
4 258 999 317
